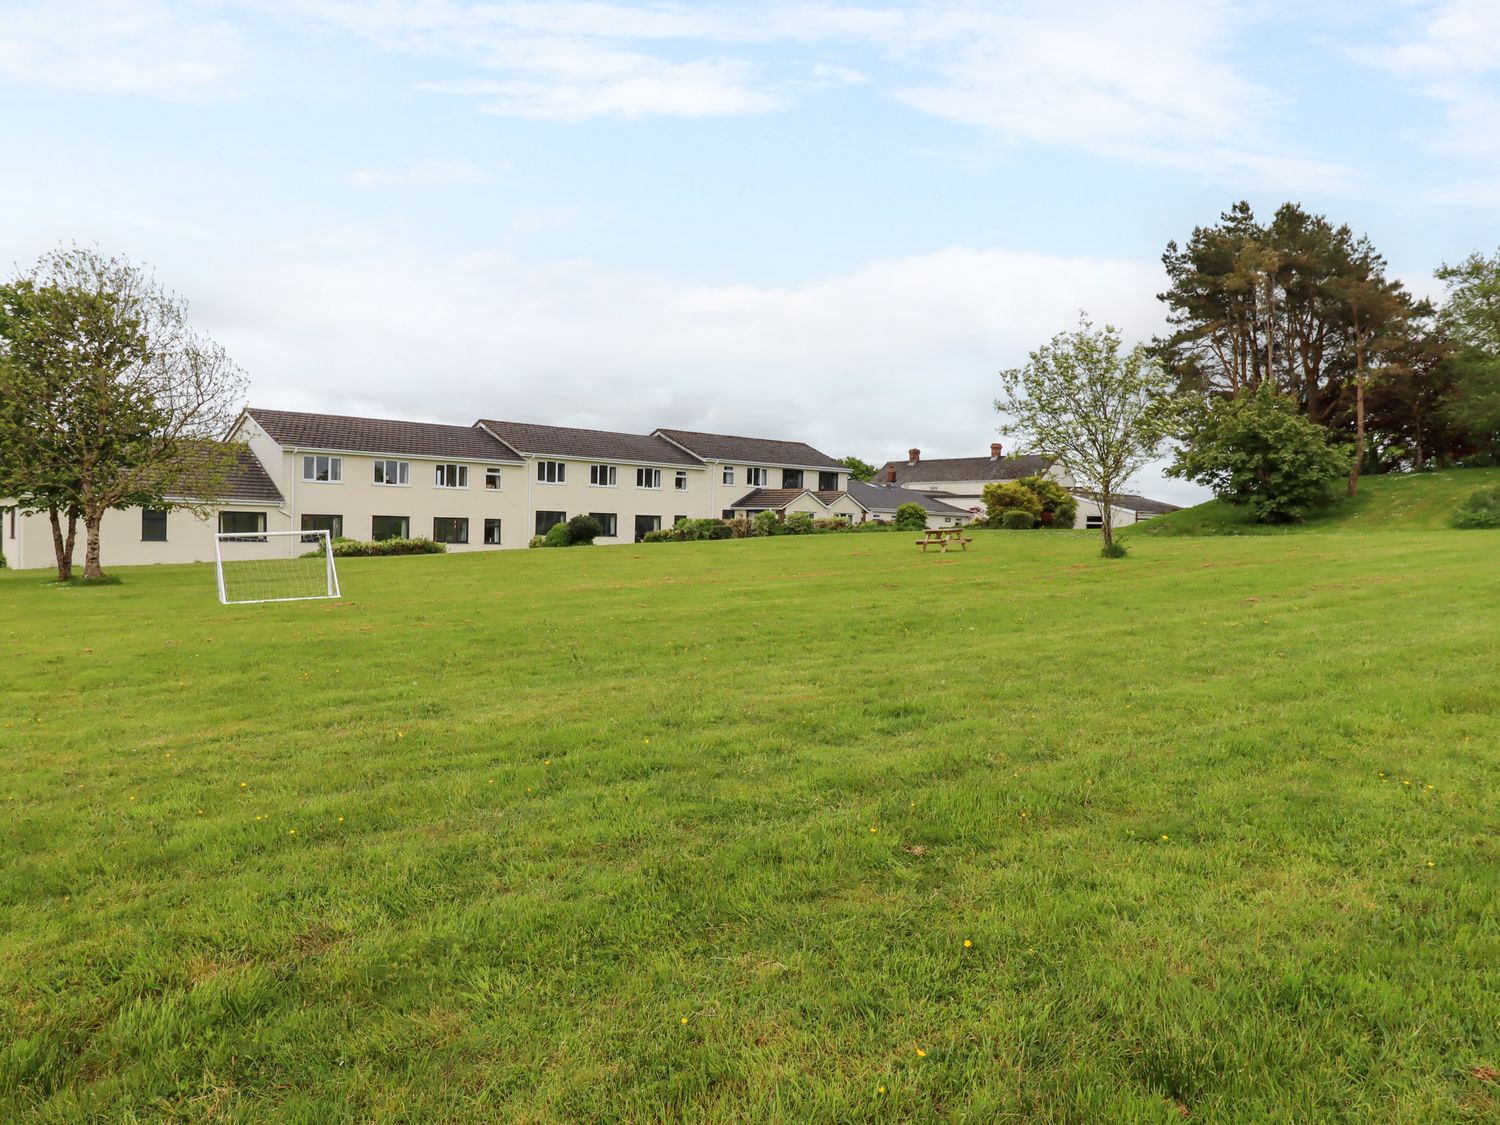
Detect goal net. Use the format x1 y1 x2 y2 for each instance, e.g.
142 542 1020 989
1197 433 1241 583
215 530 341 605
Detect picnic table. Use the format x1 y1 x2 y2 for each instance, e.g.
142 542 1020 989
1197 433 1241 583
915 527 973 553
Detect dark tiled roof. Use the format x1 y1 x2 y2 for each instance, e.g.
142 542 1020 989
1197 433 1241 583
845 481 970 516
480 420 701 466
656 428 844 470
159 443 283 504
247 408 522 462
1080 491 1183 515
876 454 1054 484
727 488 813 509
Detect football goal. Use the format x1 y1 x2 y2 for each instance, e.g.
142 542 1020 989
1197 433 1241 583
215 530 341 605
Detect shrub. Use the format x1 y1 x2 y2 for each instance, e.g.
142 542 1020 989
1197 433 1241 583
1100 540 1129 558
329 537 446 557
783 511 815 535
1017 475 1078 528
1170 387 1350 522
1453 485 1500 528
852 520 894 532
812 518 852 532
999 509 1037 529
894 503 928 531
566 514 603 545
753 511 782 537
641 529 674 543
543 522 572 548
725 517 756 539
982 481 1041 525
0 549 6 569
528 535 546 549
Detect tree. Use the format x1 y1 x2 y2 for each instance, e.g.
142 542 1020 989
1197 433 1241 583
0 246 246 580
1170 387 1350 522
565 514 603 545
997 315 1174 554
840 455 876 481
893 503 927 531
1434 249 1500 461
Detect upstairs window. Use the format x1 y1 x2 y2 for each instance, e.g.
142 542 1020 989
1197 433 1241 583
722 465 735 485
590 464 617 486
302 455 342 482
818 471 838 491
746 467 768 487
636 467 662 489
537 461 566 484
782 469 803 489
674 471 688 491
373 460 409 486
435 464 469 488
484 467 503 490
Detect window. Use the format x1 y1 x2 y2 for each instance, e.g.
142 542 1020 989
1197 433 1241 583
433 517 469 544
636 467 662 489
372 515 409 541
746 467 769 487
674 470 688 491
435 464 468 489
674 515 687 527
721 509 735 520
723 465 735 485
1086 515 1103 529
373 460 409 486
141 509 167 542
218 511 267 536
484 467 503 490
589 464 617 487
300 514 342 542
302 455 342 482
5 507 13 538
819 471 838 491
781 469 803 489
483 518 503 545
535 510 567 536
537 461 566 484
590 512 618 537
634 514 661 542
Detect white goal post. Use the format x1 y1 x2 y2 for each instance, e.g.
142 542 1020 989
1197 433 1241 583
215 530 342 605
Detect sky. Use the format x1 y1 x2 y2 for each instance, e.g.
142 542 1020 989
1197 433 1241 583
3 1 1499 503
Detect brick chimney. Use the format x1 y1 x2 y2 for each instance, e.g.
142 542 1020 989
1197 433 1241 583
990 442 1002 460
885 465 897 484
907 448 920 465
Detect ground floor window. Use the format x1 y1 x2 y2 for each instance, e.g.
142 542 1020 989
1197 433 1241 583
433 517 469 544
218 511 267 536
141 509 168 542
372 515 409 541
589 512 618 537
673 515 687 527
721 509 734 520
1085 515 1103 529
536 510 567 536
484 518 503 545
634 514 661 542
300 513 342 542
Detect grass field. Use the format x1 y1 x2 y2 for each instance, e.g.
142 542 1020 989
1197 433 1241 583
1130 465 1500 537
2 518 1498 1122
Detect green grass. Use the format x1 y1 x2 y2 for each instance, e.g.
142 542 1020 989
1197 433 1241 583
1131 466 1500 537
2 529 1497 1122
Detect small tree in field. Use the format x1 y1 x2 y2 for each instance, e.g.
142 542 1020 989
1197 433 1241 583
0 246 246 580
996 315 1174 555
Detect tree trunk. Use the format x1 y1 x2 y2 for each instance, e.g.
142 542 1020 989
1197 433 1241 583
1348 377 1365 498
1100 493 1115 552
82 510 105 580
48 506 74 582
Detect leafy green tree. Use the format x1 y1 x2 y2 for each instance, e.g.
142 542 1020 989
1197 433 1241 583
997 315 1174 554
982 481 1040 525
1435 249 1500 461
893 502 927 531
840 455 876 481
1170 387 1350 522
0 246 246 580
566 514 603 545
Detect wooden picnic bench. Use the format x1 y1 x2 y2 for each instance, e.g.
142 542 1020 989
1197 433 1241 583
915 527 973 553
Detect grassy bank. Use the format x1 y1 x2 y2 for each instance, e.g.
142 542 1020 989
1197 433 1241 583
2 530 1496 1122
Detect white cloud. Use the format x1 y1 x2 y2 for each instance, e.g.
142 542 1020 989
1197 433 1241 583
0 0 240 98
349 159 496 188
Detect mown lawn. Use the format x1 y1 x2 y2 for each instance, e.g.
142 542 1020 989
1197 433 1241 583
1131 465 1500 537
2 528 1497 1122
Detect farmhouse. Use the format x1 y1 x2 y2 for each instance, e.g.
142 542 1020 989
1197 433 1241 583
1 409 854 569
875 444 1179 528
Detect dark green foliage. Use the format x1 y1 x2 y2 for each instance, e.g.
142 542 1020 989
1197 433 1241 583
783 511 815 535
543 522 572 548
566 514 603 545
893 503 927 531
642 519 734 543
328 537 446 557
1100 540 1129 558
1171 387 1350 523
1452 486 1500 528
752 511 782 537
1016 475 1078 528
840 455 876 481
982 481 1040 526
1000 509 1037 529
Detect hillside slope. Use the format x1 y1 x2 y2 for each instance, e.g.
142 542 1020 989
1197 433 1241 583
1129 466 1500 536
